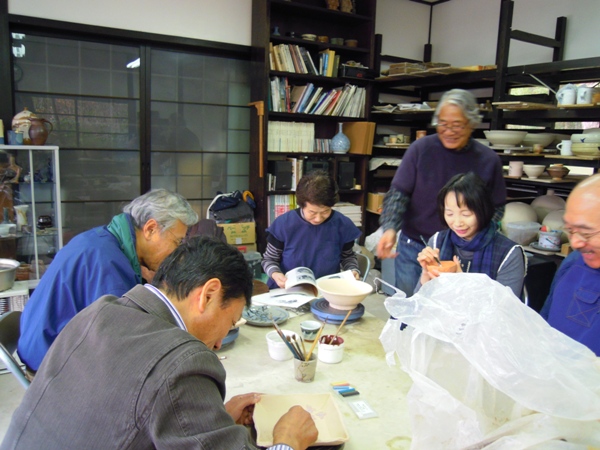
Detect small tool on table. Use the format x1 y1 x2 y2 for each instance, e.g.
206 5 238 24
420 235 442 266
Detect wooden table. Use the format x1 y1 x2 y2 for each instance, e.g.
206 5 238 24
218 310 413 449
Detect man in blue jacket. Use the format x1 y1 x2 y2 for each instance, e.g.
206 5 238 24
18 189 198 373
541 174 600 355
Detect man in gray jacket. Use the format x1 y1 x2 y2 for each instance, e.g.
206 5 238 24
2 237 317 450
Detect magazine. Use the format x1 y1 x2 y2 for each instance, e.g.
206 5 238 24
252 267 355 309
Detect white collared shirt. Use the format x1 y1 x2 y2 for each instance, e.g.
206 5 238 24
144 284 187 331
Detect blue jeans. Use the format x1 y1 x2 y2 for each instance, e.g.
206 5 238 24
393 233 424 297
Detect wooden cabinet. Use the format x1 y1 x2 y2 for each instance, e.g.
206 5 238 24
249 0 377 251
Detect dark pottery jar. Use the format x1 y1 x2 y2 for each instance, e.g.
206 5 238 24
28 118 53 145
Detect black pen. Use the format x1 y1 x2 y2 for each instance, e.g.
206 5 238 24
419 235 442 266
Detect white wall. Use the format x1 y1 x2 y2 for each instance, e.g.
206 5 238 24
8 0 252 46
9 0 600 66
376 0 600 67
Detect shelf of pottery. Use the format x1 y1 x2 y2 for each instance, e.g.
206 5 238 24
0 145 63 288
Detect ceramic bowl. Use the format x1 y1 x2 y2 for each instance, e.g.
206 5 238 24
316 278 373 311
546 165 570 180
523 164 546 179
570 133 600 143
571 143 600 156
0 258 19 292
426 260 457 273
484 130 527 146
301 34 316 41
521 132 556 148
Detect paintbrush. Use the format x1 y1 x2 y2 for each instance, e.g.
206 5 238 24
305 319 327 362
272 320 302 360
419 234 442 266
291 334 305 361
331 309 352 345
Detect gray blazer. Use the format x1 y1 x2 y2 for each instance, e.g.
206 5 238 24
2 285 256 450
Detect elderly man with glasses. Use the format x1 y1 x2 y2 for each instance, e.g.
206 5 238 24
376 88 507 297
541 174 600 355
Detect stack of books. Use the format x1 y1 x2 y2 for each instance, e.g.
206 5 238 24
332 202 362 227
269 77 366 117
267 121 315 153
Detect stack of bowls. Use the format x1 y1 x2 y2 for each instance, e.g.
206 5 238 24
570 132 600 156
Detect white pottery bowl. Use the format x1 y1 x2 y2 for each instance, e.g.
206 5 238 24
523 164 546 179
570 133 600 143
317 278 373 311
521 133 556 148
484 130 527 146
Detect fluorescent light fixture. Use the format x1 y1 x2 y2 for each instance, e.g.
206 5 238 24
126 58 141 69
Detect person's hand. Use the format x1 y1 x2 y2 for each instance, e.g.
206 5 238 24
225 393 261 426
141 265 156 283
272 272 287 289
352 269 360 280
376 229 398 259
417 246 441 285
272 405 318 450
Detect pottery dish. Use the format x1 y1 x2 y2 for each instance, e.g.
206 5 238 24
523 164 546 179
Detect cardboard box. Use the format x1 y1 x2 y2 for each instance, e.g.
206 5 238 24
367 192 385 213
218 222 256 245
344 121 376 155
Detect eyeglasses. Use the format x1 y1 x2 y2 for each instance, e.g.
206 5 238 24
563 228 600 243
163 227 184 246
435 121 468 132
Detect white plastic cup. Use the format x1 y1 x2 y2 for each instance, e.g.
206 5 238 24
508 161 524 177
266 330 298 361
317 335 345 364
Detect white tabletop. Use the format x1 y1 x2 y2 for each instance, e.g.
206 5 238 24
218 310 413 449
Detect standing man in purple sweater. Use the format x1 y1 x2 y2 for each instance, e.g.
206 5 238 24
376 89 507 296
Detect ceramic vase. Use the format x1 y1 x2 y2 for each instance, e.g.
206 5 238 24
28 118 53 145
331 123 350 153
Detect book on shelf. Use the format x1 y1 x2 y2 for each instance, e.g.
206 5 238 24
295 83 315 113
267 121 315 153
268 194 296 224
270 42 317 75
302 86 323 114
322 87 344 116
289 84 308 113
299 46 318 75
326 49 336 77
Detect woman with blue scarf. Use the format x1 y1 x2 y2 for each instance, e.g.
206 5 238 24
416 172 526 298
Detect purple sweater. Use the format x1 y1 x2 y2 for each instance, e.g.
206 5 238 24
391 135 506 239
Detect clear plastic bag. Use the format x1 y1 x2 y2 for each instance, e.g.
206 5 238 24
379 273 600 449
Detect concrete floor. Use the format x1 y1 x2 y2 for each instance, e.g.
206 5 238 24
0 271 390 442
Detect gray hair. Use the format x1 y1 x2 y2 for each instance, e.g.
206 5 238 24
432 89 482 127
123 189 198 230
